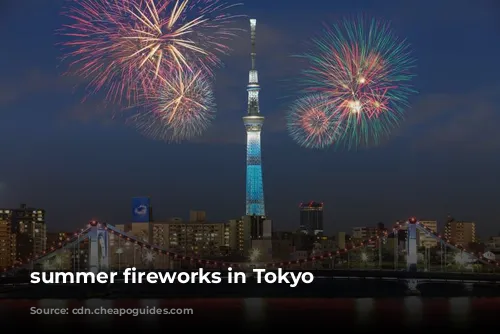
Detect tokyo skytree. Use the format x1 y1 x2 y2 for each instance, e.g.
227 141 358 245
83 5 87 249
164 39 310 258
243 19 265 216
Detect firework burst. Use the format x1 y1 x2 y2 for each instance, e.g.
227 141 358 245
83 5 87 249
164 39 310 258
287 94 343 149
142 250 156 264
296 16 416 149
60 0 242 104
129 69 216 142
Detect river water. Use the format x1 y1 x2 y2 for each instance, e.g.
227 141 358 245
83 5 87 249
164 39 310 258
1 297 498 329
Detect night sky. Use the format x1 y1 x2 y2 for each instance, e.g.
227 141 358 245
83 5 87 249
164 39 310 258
0 0 499 236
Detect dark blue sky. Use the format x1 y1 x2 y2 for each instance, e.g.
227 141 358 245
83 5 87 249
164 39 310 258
0 0 499 236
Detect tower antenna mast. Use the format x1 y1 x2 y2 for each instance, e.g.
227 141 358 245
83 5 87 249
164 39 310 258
250 18 256 70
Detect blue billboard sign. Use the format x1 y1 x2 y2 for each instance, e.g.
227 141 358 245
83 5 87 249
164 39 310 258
132 197 150 222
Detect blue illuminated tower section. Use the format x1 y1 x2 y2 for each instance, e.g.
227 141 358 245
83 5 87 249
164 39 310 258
243 19 265 216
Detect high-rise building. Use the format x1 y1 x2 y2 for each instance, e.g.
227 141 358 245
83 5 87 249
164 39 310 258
395 221 408 251
299 201 324 235
336 232 346 250
243 19 265 217
0 219 16 268
115 222 150 243
116 213 249 258
352 226 378 240
245 215 271 240
0 204 46 262
244 215 272 261
189 210 206 222
229 218 251 255
46 232 72 248
151 221 230 258
71 239 89 272
113 219 232 270
444 217 476 246
418 220 438 247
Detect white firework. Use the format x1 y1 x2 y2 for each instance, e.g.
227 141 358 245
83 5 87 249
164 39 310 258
249 248 261 262
454 252 473 266
42 260 53 271
142 250 155 264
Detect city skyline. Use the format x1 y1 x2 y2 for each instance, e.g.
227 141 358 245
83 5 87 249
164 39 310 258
0 202 485 242
0 0 499 236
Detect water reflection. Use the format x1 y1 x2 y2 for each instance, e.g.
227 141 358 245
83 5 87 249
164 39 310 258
404 296 423 325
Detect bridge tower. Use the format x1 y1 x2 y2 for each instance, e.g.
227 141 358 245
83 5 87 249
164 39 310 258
88 221 110 273
406 217 418 272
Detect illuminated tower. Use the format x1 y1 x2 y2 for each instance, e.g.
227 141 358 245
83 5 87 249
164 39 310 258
243 19 265 216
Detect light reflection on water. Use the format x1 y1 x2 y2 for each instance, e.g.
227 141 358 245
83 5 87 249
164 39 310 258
404 296 423 325
1 297 499 328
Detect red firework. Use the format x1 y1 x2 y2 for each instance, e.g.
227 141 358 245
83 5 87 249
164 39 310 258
286 94 344 149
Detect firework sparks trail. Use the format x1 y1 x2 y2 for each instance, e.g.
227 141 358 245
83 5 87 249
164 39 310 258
294 16 416 149
129 68 216 142
59 0 242 105
287 94 344 149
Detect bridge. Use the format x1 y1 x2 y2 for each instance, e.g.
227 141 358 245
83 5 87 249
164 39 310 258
1 218 499 295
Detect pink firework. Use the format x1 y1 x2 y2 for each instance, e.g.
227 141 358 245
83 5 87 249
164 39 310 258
129 68 216 142
308 47 393 119
59 0 242 105
287 94 344 149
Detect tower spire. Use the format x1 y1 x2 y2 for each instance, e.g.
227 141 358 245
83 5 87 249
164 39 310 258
247 19 260 116
250 18 256 70
243 19 265 217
